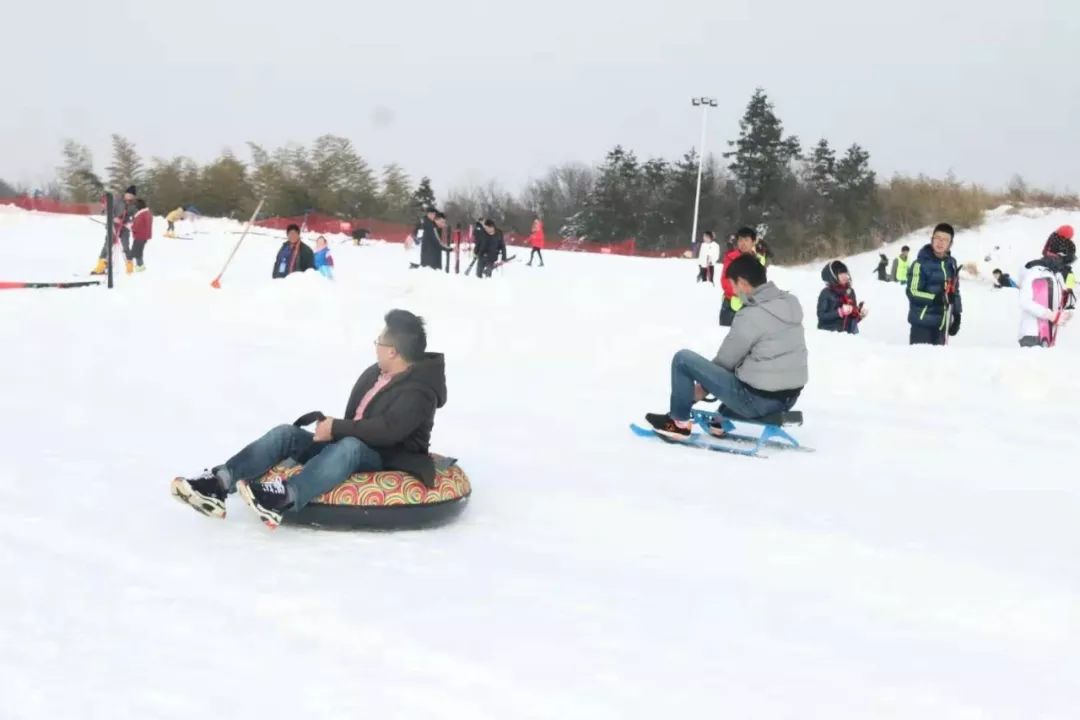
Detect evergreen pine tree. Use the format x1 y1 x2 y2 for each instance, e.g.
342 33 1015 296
565 146 642 243
832 143 877 246
411 176 436 213
58 139 97 202
106 135 143 194
378 164 413 222
724 89 801 221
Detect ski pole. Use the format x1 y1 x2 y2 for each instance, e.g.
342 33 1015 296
210 198 265 289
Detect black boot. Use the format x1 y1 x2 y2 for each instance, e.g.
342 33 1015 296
170 470 227 519
237 478 293 530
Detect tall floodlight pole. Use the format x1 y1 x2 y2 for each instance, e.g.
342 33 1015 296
689 96 718 249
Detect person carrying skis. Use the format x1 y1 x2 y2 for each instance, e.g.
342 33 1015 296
92 185 137 275
1017 225 1075 348
906 223 962 346
875 254 889 281
130 198 152 272
719 227 763 326
817 260 867 333
890 246 912 285
644 254 808 440
992 269 1018 289
475 219 506 279
170 309 446 529
526 217 545 267
272 224 315 278
697 231 720 284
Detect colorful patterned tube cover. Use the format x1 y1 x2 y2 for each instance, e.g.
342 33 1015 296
263 454 471 530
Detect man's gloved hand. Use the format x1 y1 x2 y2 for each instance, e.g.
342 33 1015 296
949 309 961 336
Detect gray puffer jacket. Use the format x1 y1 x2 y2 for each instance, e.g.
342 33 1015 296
713 281 809 392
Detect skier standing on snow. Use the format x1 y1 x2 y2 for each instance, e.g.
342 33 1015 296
644 254 808 440
130 198 152 272
719 227 763 326
272 224 315 278
170 310 446 529
697 231 720 284
875 254 889 281
817 260 868 334
906 223 962 346
1017 225 1075 348
165 206 185 238
890 246 912 285
92 185 138 275
526 217 545 267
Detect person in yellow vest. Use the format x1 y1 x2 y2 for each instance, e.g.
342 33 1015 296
1065 268 1076 309
890 245 911 285
165 207 185 238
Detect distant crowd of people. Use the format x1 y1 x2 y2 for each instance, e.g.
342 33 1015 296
694 221 1076 349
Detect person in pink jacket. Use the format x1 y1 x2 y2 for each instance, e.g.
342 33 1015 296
527 218 545 267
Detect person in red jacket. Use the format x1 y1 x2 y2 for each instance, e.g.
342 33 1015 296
526 218 545 267
130 198 153 272
719 227 759 326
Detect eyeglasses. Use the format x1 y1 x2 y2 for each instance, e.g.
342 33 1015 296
373 339 394 348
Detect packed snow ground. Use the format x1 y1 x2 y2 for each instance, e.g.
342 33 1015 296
1 207 1078 719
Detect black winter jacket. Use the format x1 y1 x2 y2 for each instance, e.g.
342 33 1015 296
272 240 315 278
329 353 448 487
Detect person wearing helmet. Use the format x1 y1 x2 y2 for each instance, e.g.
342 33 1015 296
817 260 867 334
1017 225 1076 348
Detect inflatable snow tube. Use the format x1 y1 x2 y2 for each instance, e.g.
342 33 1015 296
263 455 471 530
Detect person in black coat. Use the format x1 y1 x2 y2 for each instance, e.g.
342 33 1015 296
875 253 889 281
417 207 444 270
272 224 315 278
169 310 447 529
475 219 506 278
817 260 867 334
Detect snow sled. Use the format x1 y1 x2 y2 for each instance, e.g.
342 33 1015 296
262 454 471 530
630 407 811 458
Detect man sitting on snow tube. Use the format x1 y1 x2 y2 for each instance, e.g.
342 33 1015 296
171 309 447 529
644 253 808 440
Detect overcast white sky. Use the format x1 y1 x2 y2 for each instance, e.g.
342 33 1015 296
3 0 1077 195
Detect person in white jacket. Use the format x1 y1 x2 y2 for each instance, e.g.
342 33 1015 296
1017 226 1075 348
697 231 721 284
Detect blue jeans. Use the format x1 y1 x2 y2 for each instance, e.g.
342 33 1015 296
217 424 383 511
670 349 794 421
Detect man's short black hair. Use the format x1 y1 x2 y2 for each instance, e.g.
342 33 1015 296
993 268 1002 275
383 309 427 363
901 245 910 252
703 230 715 240
736 226 757 241
727 253 767 288
482 218 496 229
286 223 301 235
933 223 955 239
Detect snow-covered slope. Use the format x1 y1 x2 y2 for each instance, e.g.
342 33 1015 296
1 207 1078 719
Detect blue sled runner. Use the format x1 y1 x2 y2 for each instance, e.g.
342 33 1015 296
629 408 813 458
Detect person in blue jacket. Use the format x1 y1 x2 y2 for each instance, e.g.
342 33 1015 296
817 260 866 334
906 222 962 346
313 235 335 280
